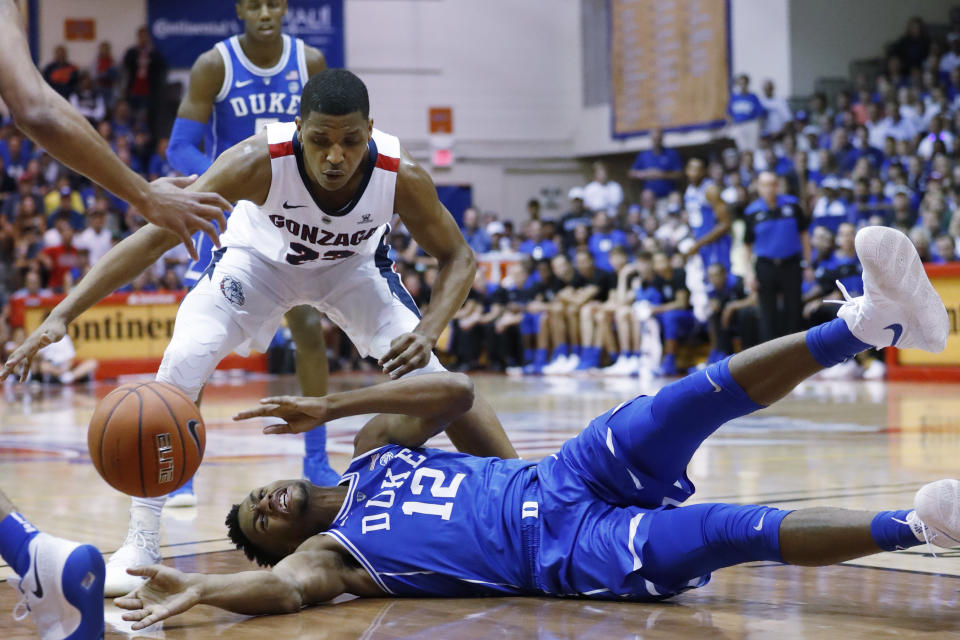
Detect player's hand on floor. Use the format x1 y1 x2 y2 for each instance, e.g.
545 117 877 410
114 565 201 630
234 396 331 434
378 331 433 379
142 175 232 261
0 315 67 382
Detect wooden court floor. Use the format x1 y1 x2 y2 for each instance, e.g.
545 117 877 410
1 371 959 638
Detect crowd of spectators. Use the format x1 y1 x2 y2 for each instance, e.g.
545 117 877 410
3 15 959 384
0 28 180 374
431 13 960 380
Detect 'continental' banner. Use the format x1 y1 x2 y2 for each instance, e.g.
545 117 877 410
14 292 184 360
610 0 729 137
9 292 265 377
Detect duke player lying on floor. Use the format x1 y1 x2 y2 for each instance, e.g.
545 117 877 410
90 227 957 630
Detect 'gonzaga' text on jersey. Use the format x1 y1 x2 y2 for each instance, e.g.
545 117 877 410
220 122 400 268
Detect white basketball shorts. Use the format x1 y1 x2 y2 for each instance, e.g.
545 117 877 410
156 247 444 399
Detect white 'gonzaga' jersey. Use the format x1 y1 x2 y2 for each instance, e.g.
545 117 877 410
220 121 399 268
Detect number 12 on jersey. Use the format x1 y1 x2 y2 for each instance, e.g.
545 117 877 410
361 467 465 533
401 467 466 520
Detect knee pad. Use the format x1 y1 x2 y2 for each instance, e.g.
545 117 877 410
156 337 222 401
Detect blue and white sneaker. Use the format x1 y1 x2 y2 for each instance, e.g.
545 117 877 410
910 479 960 550
165 477 196 509
836 226 949 353
10 533 105 640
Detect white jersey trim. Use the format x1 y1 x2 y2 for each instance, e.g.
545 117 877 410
321 530 394 594
229 34 292 77
213 41 233 103
296 38 308 83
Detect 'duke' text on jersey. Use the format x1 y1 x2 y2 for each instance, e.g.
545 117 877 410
229 92 301 118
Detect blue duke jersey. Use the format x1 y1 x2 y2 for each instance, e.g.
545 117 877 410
684 180 715 240
684 180 731 268
184 34 309 285
324 445 538 597
206 34 307 161
219 122 398 268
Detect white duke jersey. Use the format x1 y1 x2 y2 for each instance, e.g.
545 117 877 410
220 121 399 268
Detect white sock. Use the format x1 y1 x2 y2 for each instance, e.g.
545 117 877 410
131 496 166 524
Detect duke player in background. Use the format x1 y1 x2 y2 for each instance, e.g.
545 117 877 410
681 158 732 273
8 69 517 599
105 226 958 626
166 0 335 506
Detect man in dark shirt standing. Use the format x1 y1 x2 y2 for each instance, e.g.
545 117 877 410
122 26 167 140
744 171 810 342
42 45 77 98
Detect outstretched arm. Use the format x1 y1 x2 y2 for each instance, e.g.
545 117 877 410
115 538 372 630
0 0 229 258
235 372 476 454
380 150 477 378
0 134 272 381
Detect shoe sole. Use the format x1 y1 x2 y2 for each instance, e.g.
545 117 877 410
915 480 960 547
61 544 105 640
164 493 197 508
855 226 949 352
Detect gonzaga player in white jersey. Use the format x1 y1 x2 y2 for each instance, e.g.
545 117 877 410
18 69 517 597
166 0 334 505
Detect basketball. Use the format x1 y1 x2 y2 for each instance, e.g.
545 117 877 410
87 382 206 498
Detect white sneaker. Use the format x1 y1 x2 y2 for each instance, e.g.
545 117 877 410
541 354 569 375
836 226 949 353
601 358 627 376
104 507 161 598
558 353 581 374
861 359 886 380
602 356 638 377
10 533 105 640
911 479 960 549
819 358 861 380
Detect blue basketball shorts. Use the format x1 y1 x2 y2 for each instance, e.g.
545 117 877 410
658 309 697 341
699 236 732 272
528 357 792 600
521 312 543 336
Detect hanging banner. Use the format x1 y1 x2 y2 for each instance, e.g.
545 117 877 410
147 0 344 70
610 0 729 137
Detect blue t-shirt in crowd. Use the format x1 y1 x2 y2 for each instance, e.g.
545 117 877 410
148 153 173 178
588 230 627 271
810 197 849 236
463 227 491 254
728 92 765 123
518 239 558 261
841 146 884 172
631 147 683 198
